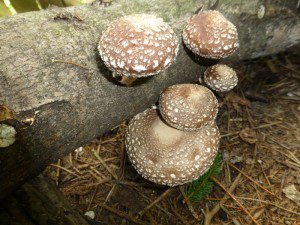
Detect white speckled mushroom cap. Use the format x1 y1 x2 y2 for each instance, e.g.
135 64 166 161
98 14 179 77
125 109 220 186
204 64 238 92
159 84 218 131
182 10 239 59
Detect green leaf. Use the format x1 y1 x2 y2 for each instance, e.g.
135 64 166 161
187 153 223 201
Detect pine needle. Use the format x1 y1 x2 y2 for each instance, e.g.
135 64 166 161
187 153 223 201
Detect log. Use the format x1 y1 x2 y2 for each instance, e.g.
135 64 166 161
0 175 89 225
0 0 299 199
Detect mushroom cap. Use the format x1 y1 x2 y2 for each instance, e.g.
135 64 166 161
182 10 239 59
204 64 238 92
125 109 220 186
98 14 179 77
159 84 218 131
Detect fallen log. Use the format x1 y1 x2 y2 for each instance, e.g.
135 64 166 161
0 175 89 225
0 0 299 199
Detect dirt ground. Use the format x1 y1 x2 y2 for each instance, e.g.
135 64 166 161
45 46 300 225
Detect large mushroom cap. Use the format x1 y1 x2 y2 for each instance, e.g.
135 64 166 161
159 84 218 131
126 109 220 186
182 10 239 59
204 64 238 92
98 14 179 77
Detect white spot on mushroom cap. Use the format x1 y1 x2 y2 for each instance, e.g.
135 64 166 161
133 65 147 72
125 109 220 186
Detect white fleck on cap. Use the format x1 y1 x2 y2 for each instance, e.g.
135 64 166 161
159 84 218 131
204 64 238 92
98 14 179 77
125 109 220 186
182 10 239 59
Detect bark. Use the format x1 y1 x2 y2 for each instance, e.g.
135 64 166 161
0 175 89 225
0 0 299 199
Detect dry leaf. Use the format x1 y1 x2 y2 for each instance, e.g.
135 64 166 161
239 127 257 144
225 92 251 107
0 105 15 122
283 184 300 206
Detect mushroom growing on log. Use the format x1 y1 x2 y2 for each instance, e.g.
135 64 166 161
183 10 239 59
98 14 179 86
125 109 220 186
0 0 299 199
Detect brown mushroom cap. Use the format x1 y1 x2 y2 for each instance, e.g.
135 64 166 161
182 10 239 59
125 109 220 186
159 84 218 131
204 64 238 92
98 14 179 77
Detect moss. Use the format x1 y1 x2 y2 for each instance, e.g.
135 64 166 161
53 28 62 35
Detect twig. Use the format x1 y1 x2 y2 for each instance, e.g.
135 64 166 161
228 162 278 198
56 159 61 185
268 141 300 167
133 187 173 217
210 177 261 225
221 122 281 138
52 59 89 70
204 174 242 225
100 204 147 225
138 188 173 217
253 207 266 220
104 184 117 203
170 207 190 225
49 164 79 177
258 162 271 186
279 170 287 198
92 148 118 180
179 186 201 221
235 196 300 216
87 186 99 211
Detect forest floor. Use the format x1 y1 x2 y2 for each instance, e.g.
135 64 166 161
44 47 300 225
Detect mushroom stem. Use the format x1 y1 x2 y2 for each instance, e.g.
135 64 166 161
119 76 137 86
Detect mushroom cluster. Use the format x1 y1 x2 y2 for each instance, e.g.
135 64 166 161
126 84 221 186
98 14 179 85
98 10 240 186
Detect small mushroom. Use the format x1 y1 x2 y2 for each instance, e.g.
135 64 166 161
98 14 179 85
125 109 220 186
159 84 218 131
182 10 239 59
204 64 238 92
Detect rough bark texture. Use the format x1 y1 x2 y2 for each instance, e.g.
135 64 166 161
0 0 299 199
0 175 89 225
